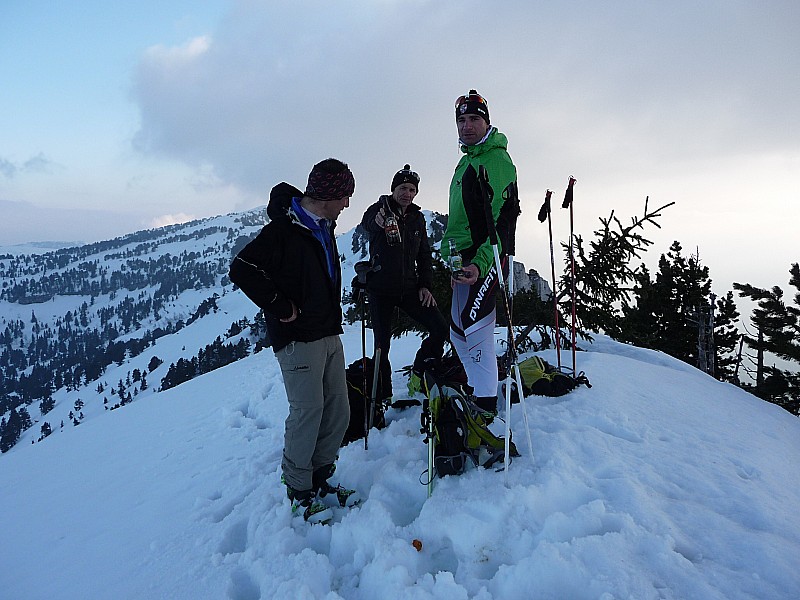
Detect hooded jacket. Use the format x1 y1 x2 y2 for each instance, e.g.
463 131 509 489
359 195 433 297
229 183 343 352
441 127 520 277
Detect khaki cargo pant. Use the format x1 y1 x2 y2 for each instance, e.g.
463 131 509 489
275 335 350 492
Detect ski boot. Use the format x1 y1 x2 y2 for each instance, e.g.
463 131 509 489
470 395 498 427
313 464 361 509
283 476 332 524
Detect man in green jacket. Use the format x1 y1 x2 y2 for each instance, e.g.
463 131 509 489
441 90 520 418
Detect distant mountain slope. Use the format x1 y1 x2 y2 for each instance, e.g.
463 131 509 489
0 209 266 453
0 207 549 455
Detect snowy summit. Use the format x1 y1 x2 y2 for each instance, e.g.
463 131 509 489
2 327 799 599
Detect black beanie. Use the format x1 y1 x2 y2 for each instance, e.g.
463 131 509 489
391 164 420 192
304 158 356 201
455 89 490 124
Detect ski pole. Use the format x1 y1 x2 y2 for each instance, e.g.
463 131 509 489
422 372 438 498
538 189 561 367
361 289 369 449
477 165 534 477
365 347 382 450
503 255 515 488
355 259 383 450
562 176 577 374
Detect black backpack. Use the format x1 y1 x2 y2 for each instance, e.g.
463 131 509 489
503 356 591 401
342 357 387 446
421 372 519 478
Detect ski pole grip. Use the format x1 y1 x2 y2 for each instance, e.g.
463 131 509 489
478 165 498 246
537 190 552 223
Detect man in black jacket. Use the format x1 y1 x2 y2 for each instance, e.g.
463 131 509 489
229 158 358 523
359 164 449 403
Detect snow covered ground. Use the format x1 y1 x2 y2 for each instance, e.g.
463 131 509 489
2 329 799 599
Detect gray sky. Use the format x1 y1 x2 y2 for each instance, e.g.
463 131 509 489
1 0 798 295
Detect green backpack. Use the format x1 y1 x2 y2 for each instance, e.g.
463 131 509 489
421 373 519 478
512 356 591 398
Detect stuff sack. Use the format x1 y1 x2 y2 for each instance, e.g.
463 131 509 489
408 353 468 394
508 355 591 399
342 357 387 446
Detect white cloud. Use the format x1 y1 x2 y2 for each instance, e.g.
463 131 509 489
142 35 211 66
148 212 197 228
129 1 800 202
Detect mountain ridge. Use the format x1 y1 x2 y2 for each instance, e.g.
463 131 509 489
0 207 548 455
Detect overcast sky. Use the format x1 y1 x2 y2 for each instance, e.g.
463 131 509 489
1 0 798 295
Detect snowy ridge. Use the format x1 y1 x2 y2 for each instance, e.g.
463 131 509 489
2 327 799 599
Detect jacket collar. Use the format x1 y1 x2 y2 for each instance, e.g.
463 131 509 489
460 127 506 156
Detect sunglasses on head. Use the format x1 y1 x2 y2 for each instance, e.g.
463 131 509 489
455 92 488 108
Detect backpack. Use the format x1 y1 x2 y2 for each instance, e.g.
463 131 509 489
422 371 519 479
505 355 591 400
342 357 387 446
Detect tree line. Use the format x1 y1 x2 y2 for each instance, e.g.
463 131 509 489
350 199 799 416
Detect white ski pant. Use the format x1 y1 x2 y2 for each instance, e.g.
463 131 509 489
450 264 499 398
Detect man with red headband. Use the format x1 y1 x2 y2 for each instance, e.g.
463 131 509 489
230 158 359 523
441 90 520 420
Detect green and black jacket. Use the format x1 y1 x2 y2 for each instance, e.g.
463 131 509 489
441 128 520 277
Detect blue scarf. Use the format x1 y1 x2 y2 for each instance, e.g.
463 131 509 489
291 198 336 282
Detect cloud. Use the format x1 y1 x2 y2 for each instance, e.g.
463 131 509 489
22 153 56 174
125 0 800 296
0 158 16 178
148 213 197 228
0 153 58 178
130 0 800 206
0 199 147 246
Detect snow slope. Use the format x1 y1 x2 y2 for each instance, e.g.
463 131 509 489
2 330 799 600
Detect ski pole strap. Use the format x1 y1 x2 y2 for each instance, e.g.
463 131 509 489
537 189 552 223
562 176 576 209
477 165 498 246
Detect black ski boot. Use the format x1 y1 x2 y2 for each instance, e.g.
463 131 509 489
471 395 499 426
282 477 333 524
313 465 361 509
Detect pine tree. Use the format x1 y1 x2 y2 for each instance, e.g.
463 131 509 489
714 291 741 383
619 265 663 349
734 263 800 414
38 421 52 441
558 197 674 340
662 242 712 364
619 241 712 365
0 408 23 452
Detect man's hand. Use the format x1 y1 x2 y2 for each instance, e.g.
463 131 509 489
375 207 386 228
419 287 436 307
451 263 480 286
280 302 299 322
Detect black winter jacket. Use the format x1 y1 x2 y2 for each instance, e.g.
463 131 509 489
359 195 433 298
229 183 343 352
